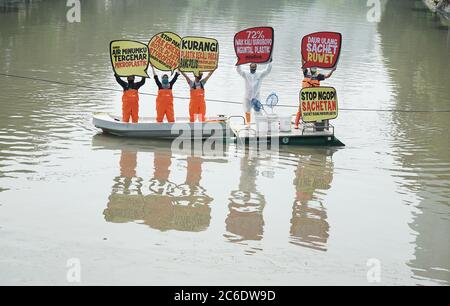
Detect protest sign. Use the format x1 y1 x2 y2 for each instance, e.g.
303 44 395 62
301 32 342 69
179 36 219 77
148 32 182 73
300 87 338 122
110 40 150 77
234 27 274 65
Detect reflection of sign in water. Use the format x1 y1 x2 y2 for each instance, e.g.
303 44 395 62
234 27 274 65
104 194 211 232
300 87 338 123
290 154 334 252
110 40 149 77
296 165 333 193
148 32 181 73
294 155 334 194
226 191 265 243
301 32 342 69
180 36 219 77
103 148 214 233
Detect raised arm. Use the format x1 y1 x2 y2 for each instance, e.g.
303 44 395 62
170 72 180 87
260 62 272 78
202 68 216 84
324 67 337 79
236 64 245 77
115 74 127 89
135 77 146 89
150 65 163 88
180 70 192 84
303 67 310 77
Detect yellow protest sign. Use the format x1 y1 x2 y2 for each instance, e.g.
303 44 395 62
300 87 338 122
110 40 149 77
148 32 182 73
180 36 219 77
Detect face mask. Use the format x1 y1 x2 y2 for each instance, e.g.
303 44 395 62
250 69 256 74
162 79 169 85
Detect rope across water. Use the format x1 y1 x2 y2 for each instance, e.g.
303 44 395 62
1 72 449 113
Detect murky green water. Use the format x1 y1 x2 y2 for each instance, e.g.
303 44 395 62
0 0 449 285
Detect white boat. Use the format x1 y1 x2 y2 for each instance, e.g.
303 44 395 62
92 113 229 140
93 113 345 146
228 120 345 147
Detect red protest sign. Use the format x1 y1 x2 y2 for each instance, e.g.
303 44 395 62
234 27 274 66
301 32 342 69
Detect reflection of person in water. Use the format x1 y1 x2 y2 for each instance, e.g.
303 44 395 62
225 150 266 244
290 152 334 251
143 150 211 232
177 156 213 207
110 150 142 196
103 145 213 233
148 150 176 195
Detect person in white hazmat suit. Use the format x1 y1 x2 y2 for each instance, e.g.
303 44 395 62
236 60 272 125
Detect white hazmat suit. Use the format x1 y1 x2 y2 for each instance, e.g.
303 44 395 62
236 63 272 113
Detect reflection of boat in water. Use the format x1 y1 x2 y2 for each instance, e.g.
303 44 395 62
92 134 227 233
289 148 335 252
92 133 230 158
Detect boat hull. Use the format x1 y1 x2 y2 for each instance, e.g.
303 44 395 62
93 113 229 140
93 113 345 147
234 135 345 147
229 121 345 147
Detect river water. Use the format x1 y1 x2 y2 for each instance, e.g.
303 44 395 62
0 0 448 285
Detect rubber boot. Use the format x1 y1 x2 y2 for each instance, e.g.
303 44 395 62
294 111 301 129
245 112 251 126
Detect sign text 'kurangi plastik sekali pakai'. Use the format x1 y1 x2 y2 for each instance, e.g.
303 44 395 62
179 36 219 77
